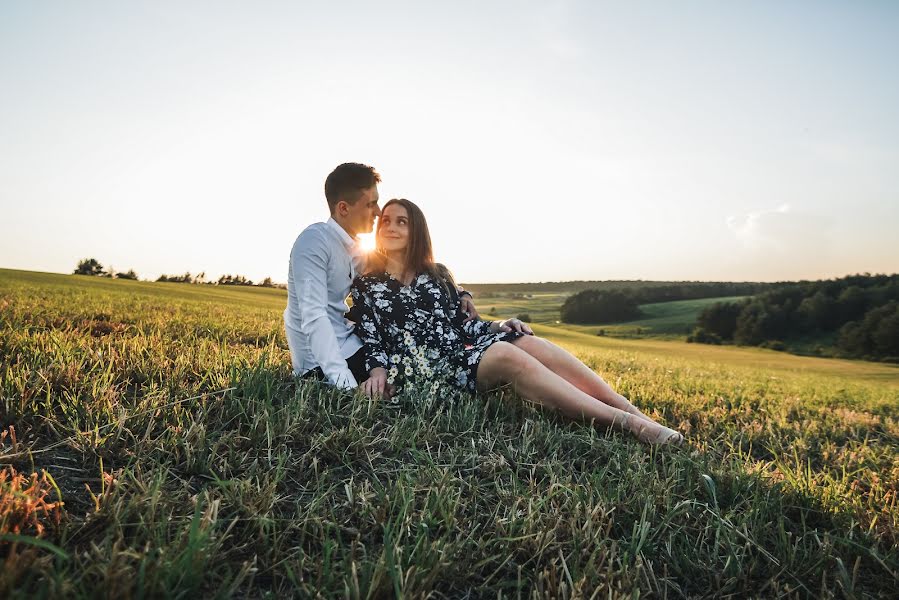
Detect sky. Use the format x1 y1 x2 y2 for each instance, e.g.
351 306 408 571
1 1 897 284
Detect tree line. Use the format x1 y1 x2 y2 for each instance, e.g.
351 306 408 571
560 282 770 324
73 258 283 288
466 279 778 296
691 273 899 361
73 258 138 280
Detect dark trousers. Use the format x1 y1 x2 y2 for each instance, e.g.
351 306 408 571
301 347 369 384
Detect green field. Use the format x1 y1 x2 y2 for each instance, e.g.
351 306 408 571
2 268 897 597
476 292 747 339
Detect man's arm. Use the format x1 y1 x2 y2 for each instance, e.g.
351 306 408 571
292 230 357 388
457 288 480 322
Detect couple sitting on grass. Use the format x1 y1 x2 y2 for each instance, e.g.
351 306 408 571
284 163 683 445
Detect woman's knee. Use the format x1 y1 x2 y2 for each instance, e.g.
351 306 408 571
485 341 537 379
483 341 517 364
512 334 553 356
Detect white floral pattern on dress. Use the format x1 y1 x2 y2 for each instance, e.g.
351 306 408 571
348 271 523 393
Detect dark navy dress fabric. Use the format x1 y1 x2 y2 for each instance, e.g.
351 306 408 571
348 271 523 393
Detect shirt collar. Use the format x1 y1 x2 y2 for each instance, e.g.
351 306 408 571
326 217 358 250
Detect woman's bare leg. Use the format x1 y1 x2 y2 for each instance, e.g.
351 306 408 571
510 335 650 418
477 342 682 444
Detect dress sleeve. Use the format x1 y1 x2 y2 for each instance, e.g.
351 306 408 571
462 315 493 338
445 281 493 339
348 280 389 372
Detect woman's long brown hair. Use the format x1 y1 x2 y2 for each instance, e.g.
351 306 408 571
369 198 456 293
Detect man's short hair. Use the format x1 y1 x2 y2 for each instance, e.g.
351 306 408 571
325 163 381 213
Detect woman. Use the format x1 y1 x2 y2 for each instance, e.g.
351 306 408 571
348 198 684 445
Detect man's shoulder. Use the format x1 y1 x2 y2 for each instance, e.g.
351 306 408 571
298 221 330 240
292 222 334 252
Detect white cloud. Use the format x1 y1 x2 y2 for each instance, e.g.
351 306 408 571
725 204 835 279
727 203 792 250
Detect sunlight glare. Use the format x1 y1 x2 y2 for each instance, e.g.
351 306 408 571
358 232 376 252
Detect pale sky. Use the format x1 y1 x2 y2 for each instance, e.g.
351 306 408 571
1 1 897 284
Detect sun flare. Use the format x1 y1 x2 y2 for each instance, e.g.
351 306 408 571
358 232 376 252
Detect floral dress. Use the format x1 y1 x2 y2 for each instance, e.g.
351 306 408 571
347 271 524 393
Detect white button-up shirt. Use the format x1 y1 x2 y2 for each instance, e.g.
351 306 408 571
284 218 365 388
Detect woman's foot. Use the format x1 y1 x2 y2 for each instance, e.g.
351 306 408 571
625 404 649 420
619 413 684 445
639 425 684 446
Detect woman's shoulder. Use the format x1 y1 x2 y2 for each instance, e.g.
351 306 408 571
430 264 457 292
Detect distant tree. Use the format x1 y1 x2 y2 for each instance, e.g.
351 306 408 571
838 301 899 359
157 272 195 284
872 304 899 359
560 290 641 324
836 286 869 324
115 269 138 280
733 301 772 346
696 301 744 340
74 258 105 276
796 290 839 332
688 273 899 360
516 313 532 323
259 277 276 288
687 328 722 345
217 274 254 286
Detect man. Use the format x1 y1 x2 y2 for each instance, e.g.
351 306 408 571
284 162 478 392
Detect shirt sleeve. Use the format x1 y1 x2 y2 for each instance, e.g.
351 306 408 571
348 281 389 372
291 229 357 388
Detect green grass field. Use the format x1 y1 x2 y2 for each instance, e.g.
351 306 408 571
1 268 897 598
475 292 748 340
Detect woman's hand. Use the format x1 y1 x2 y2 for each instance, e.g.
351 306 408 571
362 367 394 398
491 318 534 335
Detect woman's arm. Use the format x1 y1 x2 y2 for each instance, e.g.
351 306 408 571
461 316 534 338
446 285 494 339
488 318 534 335
347 281 389 373
461 313 494 338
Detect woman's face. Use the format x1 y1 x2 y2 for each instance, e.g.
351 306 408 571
377 203 410 255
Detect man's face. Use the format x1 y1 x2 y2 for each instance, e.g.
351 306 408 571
339 185 381 236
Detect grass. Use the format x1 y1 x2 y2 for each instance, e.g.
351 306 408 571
477 292 569 325
550 297 749 340
476 293 749 340
1 268 898 598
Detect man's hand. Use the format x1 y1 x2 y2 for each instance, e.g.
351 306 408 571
361 367 394 398
492 318 534 335
459 293 480 323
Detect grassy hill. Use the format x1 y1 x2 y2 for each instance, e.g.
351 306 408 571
556 296 751 339
463 279 774 295
1 268 897 597
476 293 749 340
